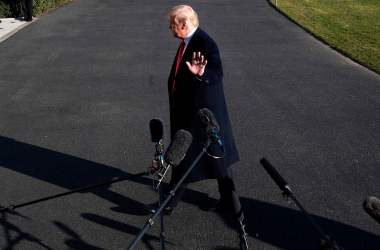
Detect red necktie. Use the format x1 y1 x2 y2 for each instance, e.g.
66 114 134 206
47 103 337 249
172 40 186 92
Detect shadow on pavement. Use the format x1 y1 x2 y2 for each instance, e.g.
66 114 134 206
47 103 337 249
81 213 177 250
178 189 380 250
53 221 107 250
0 135 152 249
226 197 379 250
89 185 380 250
0 211 52 250
214 247 239 250
0 135 151 204
1 135 379 249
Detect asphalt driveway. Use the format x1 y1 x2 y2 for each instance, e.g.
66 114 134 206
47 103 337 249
0 0 379 249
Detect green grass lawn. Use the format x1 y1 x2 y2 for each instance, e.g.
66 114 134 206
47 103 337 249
271 0 380 74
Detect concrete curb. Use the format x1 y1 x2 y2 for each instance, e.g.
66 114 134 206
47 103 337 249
0 17 37 44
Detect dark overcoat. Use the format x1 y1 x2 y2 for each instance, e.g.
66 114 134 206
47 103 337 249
168 28 239 183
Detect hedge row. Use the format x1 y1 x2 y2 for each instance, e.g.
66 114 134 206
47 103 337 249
0 0 23 18
0 0 70 18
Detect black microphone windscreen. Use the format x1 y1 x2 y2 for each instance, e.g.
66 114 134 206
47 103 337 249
149 119 164 143
197 108 220 132
164 130 193 166
260 158 289 192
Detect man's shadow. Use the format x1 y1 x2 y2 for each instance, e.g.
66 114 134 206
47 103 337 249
179 189 380 250
241 197 380 250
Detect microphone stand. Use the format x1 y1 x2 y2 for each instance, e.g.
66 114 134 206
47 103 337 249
286 192 341 250
158 172 166 250
127 140 211 250
260 158 342 250
152 140 166 250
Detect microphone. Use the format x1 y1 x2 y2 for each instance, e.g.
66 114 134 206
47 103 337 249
155 129 193 189
197 108 223 146
260 158 292 195
149 119 165 176
260 158 342 249
165 129 193 165
149 119 164 143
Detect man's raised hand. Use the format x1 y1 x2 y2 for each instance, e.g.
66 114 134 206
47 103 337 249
186 51 208 76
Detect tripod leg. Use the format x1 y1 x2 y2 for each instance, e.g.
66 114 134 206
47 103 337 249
237 212 249 250
159 187 166 250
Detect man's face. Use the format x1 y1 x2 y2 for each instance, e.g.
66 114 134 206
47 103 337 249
169 17 187 39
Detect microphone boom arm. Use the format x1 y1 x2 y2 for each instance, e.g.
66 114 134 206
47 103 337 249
127 140 210 250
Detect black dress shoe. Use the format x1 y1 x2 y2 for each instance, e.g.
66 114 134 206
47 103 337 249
200 199 232 212
143 203 156 214
143 202 174 215
162 206 173 215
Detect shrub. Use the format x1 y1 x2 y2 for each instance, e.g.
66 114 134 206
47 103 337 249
0 0 70 18
33 0 71 16
0 2 11 18
0 0 24 18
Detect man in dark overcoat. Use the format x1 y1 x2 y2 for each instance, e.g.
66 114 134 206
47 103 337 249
162 5 248 248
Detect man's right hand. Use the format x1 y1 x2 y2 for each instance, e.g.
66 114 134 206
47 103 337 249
149 159 160 174
186 51 208 76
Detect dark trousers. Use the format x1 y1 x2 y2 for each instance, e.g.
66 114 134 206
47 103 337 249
167 168 243 219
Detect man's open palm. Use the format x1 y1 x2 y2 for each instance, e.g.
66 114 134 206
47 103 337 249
186 52 208 76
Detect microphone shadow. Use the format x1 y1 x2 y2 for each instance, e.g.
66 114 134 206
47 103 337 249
0 135 154 248
0 210 52 250
81 213 177 250
0 136 151 209
1 136 379 249
213 247 239 250
53 221 107 250
235 198 380 250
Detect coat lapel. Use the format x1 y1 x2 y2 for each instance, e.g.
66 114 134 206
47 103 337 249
180 28 201 71
169 28 202 95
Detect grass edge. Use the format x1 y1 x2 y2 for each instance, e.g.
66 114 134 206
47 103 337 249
267 0 380 76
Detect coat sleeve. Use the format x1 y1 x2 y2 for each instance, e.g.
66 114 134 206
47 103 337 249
194 41 223 87
191 39 224 112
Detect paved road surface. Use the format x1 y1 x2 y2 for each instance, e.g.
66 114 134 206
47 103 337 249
0 0 379 249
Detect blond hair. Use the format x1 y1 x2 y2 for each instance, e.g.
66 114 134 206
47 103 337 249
168 5 199 27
